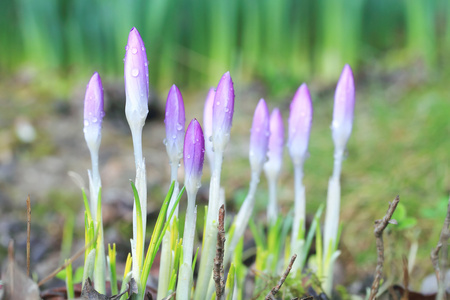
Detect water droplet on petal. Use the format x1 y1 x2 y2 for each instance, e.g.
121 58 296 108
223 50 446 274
141 47 145 51
176 123 183 131
144 62 148 67
83 128 87 133
84 120 89 127
131 69 139 77
92 117 98 123
172 135 176 139
131 47 138 54
125 45 129 51
216 101 220 106
163 138 167 145
208 136 213 142
225 108 229 112
187 155 191 159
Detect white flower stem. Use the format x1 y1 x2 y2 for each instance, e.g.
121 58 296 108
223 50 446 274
204 169 261 300
226 170 260 264
322 148 344 295
266 176 278 225
291 163 305 248
176 190 198 300
88 147 106 294
194 150 223 300
130 127 147 288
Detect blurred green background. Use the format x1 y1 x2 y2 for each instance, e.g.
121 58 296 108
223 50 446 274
1 0 450 292
1 0 449 91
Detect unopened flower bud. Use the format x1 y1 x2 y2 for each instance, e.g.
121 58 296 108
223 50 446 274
184 119 205 194
84 72 104 152
263 108 284 179
164 84 185 163
331 64 355 151
203 88 215 167
288 83 313 166
249 99 270 172
212 72 234 152
124 27 149 132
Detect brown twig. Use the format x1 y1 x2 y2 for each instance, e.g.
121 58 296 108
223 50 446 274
368 195 400 300
431 195 450 300
214 205 226 299
401 256 409 300
26 195 31 277
8 240 14 295
38 236 96 287
264 254 297 300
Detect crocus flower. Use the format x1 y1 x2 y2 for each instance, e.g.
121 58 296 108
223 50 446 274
212 71 235 152
331 64 355 151
249 99 270 172
164 84 186 163
84 72 104 153
124 27 149 132
184 119 205 194
288 83 313 166
263 108 284 179
203 87 215 168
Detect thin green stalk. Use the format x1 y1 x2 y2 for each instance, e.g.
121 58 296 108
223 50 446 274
65 259 74 299
108 244 118 295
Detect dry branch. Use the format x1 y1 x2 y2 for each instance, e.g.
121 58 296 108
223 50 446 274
26 195 31 277
368 195 400 300
431 195 450 300
264 254 297 300
214 205 226 299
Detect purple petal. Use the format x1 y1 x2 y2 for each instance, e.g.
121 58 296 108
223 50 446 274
288 83 313 164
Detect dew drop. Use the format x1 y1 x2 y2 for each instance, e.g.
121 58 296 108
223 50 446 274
216 101 220 106
187 155 191 159
144 62 148 67
84 120 89 127
176 123 183 131
172 135 177 139
92 117 98 123
208 136 213 142
131 47 138 54
131 69 139 77
141 46 145 51
125 45 129 51
165 112 169 117
225 108 229 112
83 128 87 134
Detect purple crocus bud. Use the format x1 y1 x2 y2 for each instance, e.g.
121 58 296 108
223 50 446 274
212 72 235 152
124 27 149 131
332 64 355 151
184 119 205 193
249 99 270 172
164 84 186 163
288 83 313 166
203 87 215 168
263 108 284 179
84 72 105 151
